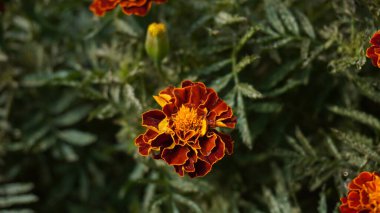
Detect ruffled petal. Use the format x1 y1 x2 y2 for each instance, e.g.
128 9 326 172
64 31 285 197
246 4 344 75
151 133 174 148
161 146 190 165
199 133 217 156
201 135 225 165
188 159 212 178
142 110 166 131
215 130 234 155
135 134 152 156
173 88 189 107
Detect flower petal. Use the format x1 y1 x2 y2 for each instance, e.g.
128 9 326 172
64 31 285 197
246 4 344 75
173 88 189 107
202 135 225 165
174 165 185 176
161 146 190 165
215 131 234 155
199 133 217 156
135 134 152 156
188 159 212 178
122 3 151 16
151 133 174 149
370 31 380 45
142 110 166 131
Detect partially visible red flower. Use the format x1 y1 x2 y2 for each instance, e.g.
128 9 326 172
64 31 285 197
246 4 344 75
89 0 167 17
366 30 380 68
134 80 237 178
340 172 380 213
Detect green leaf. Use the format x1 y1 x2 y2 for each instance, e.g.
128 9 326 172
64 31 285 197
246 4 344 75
276 1 299 35
210 74 232 92
332 129 380 162
58 130 96 146
236 26 259 53
237 92 252 148
265 0 285 34
54 105 91 127
234 55 259 74
214 11 247 26
328 106 380 132
295 127 317 157
260 60 300 89
173 194 202 213
236 83 263 99
318 190 327 213
195 59 231 75
249 102 283 113
261 37 294 50
0 183 34 196
60 143 79 162
294 10 316 39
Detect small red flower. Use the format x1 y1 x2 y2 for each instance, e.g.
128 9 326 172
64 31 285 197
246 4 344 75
89 0 167 17
340 172 380 213
134 80 237 178
366 30 380 68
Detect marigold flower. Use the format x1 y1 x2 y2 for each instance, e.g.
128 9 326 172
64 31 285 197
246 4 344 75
340 172 380 213
134 80 237 178
89 0 167 17
366 30 380 68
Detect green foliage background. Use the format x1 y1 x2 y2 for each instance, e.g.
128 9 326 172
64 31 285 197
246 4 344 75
1 0 380 212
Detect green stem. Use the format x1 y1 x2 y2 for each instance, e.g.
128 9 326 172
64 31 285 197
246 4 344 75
155 61 169 84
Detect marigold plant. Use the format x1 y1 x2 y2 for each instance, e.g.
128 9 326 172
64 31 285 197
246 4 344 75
366 30 380 68
89 0 167 17
134 80 237 177
340 172 380 213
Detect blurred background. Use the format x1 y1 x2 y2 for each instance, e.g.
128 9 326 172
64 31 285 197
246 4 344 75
1 0 380 212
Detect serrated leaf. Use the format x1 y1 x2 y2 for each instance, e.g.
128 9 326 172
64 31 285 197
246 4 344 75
295 127 316 157
236 26 259 53
236 83 263 99
261 37 293 50
355 77 380 104
58 130 96 146
210 74 232 92
234 55 259 74
329 106 380 132
237 92 252 149
215 11 246 26
332 129 380 162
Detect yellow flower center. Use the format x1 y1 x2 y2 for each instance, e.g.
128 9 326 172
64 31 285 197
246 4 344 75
173 106 203 132
367 176 380 210
148 22 166 37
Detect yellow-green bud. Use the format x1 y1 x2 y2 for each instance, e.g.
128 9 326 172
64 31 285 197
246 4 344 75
145 22 169 66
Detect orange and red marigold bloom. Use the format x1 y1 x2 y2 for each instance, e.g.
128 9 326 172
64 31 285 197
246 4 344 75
366 30 380 68
90 0 167 17
340 172 380 213
134 80 237 178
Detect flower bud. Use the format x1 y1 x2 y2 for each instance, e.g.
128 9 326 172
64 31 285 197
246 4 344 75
145 22 169 66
